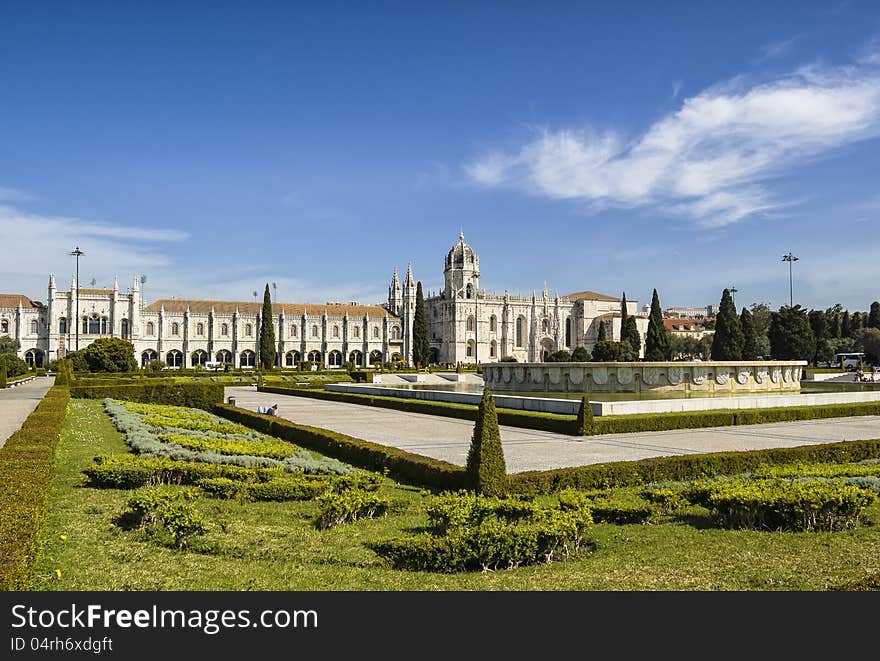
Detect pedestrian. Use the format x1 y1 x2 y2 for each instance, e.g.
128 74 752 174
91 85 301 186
267 404 278 416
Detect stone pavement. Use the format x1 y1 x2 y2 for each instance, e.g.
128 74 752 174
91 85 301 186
0 377 54 449
226 386 880 473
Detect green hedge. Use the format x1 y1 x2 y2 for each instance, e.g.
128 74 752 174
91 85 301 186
508 438 880 495
213 404 467 490
71 382 223 409
0 386 69 590
258 385 575 434
685 479 876 532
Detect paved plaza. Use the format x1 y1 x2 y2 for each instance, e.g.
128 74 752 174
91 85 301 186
226 386 880 473
0 377 54 449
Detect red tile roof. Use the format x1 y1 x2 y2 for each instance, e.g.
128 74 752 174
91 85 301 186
0 294 41 309
564 290 621 302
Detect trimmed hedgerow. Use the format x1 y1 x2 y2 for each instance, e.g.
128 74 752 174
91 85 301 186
425 492 543 534
83 454 285 489
121 485 206 548
508 438 880 495
315 489 397 529
71 382 223 409
158 432 297 460
0 386 70 590
684 479 877 532
198 476 330 501
214 404 467 490
588 499 655 524
753 462 880 479
368 508 593 572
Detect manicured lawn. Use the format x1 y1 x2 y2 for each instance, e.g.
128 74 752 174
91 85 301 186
31 399 880 590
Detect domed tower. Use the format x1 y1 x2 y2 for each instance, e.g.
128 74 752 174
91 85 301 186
444 233 480 299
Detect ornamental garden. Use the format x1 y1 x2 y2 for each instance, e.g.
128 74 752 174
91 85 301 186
2 367 880 591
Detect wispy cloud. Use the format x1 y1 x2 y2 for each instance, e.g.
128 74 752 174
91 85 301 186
670 80 683 100
759 37 797 61
465 55 880 227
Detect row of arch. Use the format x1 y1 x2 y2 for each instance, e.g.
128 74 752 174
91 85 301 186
140 322 402 340
140 349 399 368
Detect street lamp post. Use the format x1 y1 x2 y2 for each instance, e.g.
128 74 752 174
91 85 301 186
782 251 799 308
729 286 738 307
69 246 85 351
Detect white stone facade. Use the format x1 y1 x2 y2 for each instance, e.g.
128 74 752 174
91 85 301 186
1 235 648 368
423 234 648 365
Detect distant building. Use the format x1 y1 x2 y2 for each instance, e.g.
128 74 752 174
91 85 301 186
665 305 718 319
663 317 715 340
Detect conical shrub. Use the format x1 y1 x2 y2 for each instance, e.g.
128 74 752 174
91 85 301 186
0 362 6 389
465 388 507 495
576 396 593 436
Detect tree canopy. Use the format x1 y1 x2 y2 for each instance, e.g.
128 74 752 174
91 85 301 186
711 289 743 360
644 288 670 361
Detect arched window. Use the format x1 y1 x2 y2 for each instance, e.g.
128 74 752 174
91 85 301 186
216 350 232 364
141 349 157 367
490 340 497 358
196 322 205 336
245 323 253 337
490 315 497 332
373 326 380 339
166 350 183 368
100 317 108 334
466 340 475 357
311 324 319 338
146 321 155 336
466 283 473 299
171 322 180 336
391 326 401 340
221 323 229 336
191 350 207 366
308 350 322 363
353 326 360 338
332 325 340 338
285 351 300 366
121 319 129 338
85 315 100 334
59 318 67 334
328 350 343 367
542 318 549 334
240 350 255 367
30 319 38 334
369 350 382 365
0 319 8 333
290 325 298 337
467 315 475 332
516 316 525 347
565 317 571 347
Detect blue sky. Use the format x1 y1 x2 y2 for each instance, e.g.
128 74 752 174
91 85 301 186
2 1 879 312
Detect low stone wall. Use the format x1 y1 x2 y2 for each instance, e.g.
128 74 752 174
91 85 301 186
482 361 807 394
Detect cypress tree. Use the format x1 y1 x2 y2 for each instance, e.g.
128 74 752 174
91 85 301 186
465 387 507 496
841 310 850 338
740 307 758 360
0 361 6 389
850 311 863 337
619 293 629 341
870 302 880 329
54 358 69 385
412 281 429 368
596 319 607 342
576 396 593 435
644 288 670 361
619 292 641 358
710 289 744 360
259 283 276 370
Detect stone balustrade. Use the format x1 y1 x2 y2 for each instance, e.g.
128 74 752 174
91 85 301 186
482 361 807 394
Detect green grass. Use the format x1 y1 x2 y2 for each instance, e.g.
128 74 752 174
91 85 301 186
31 399 880 590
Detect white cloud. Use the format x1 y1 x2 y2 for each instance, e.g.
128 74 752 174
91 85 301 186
759 38 796 61
465 58 880 226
